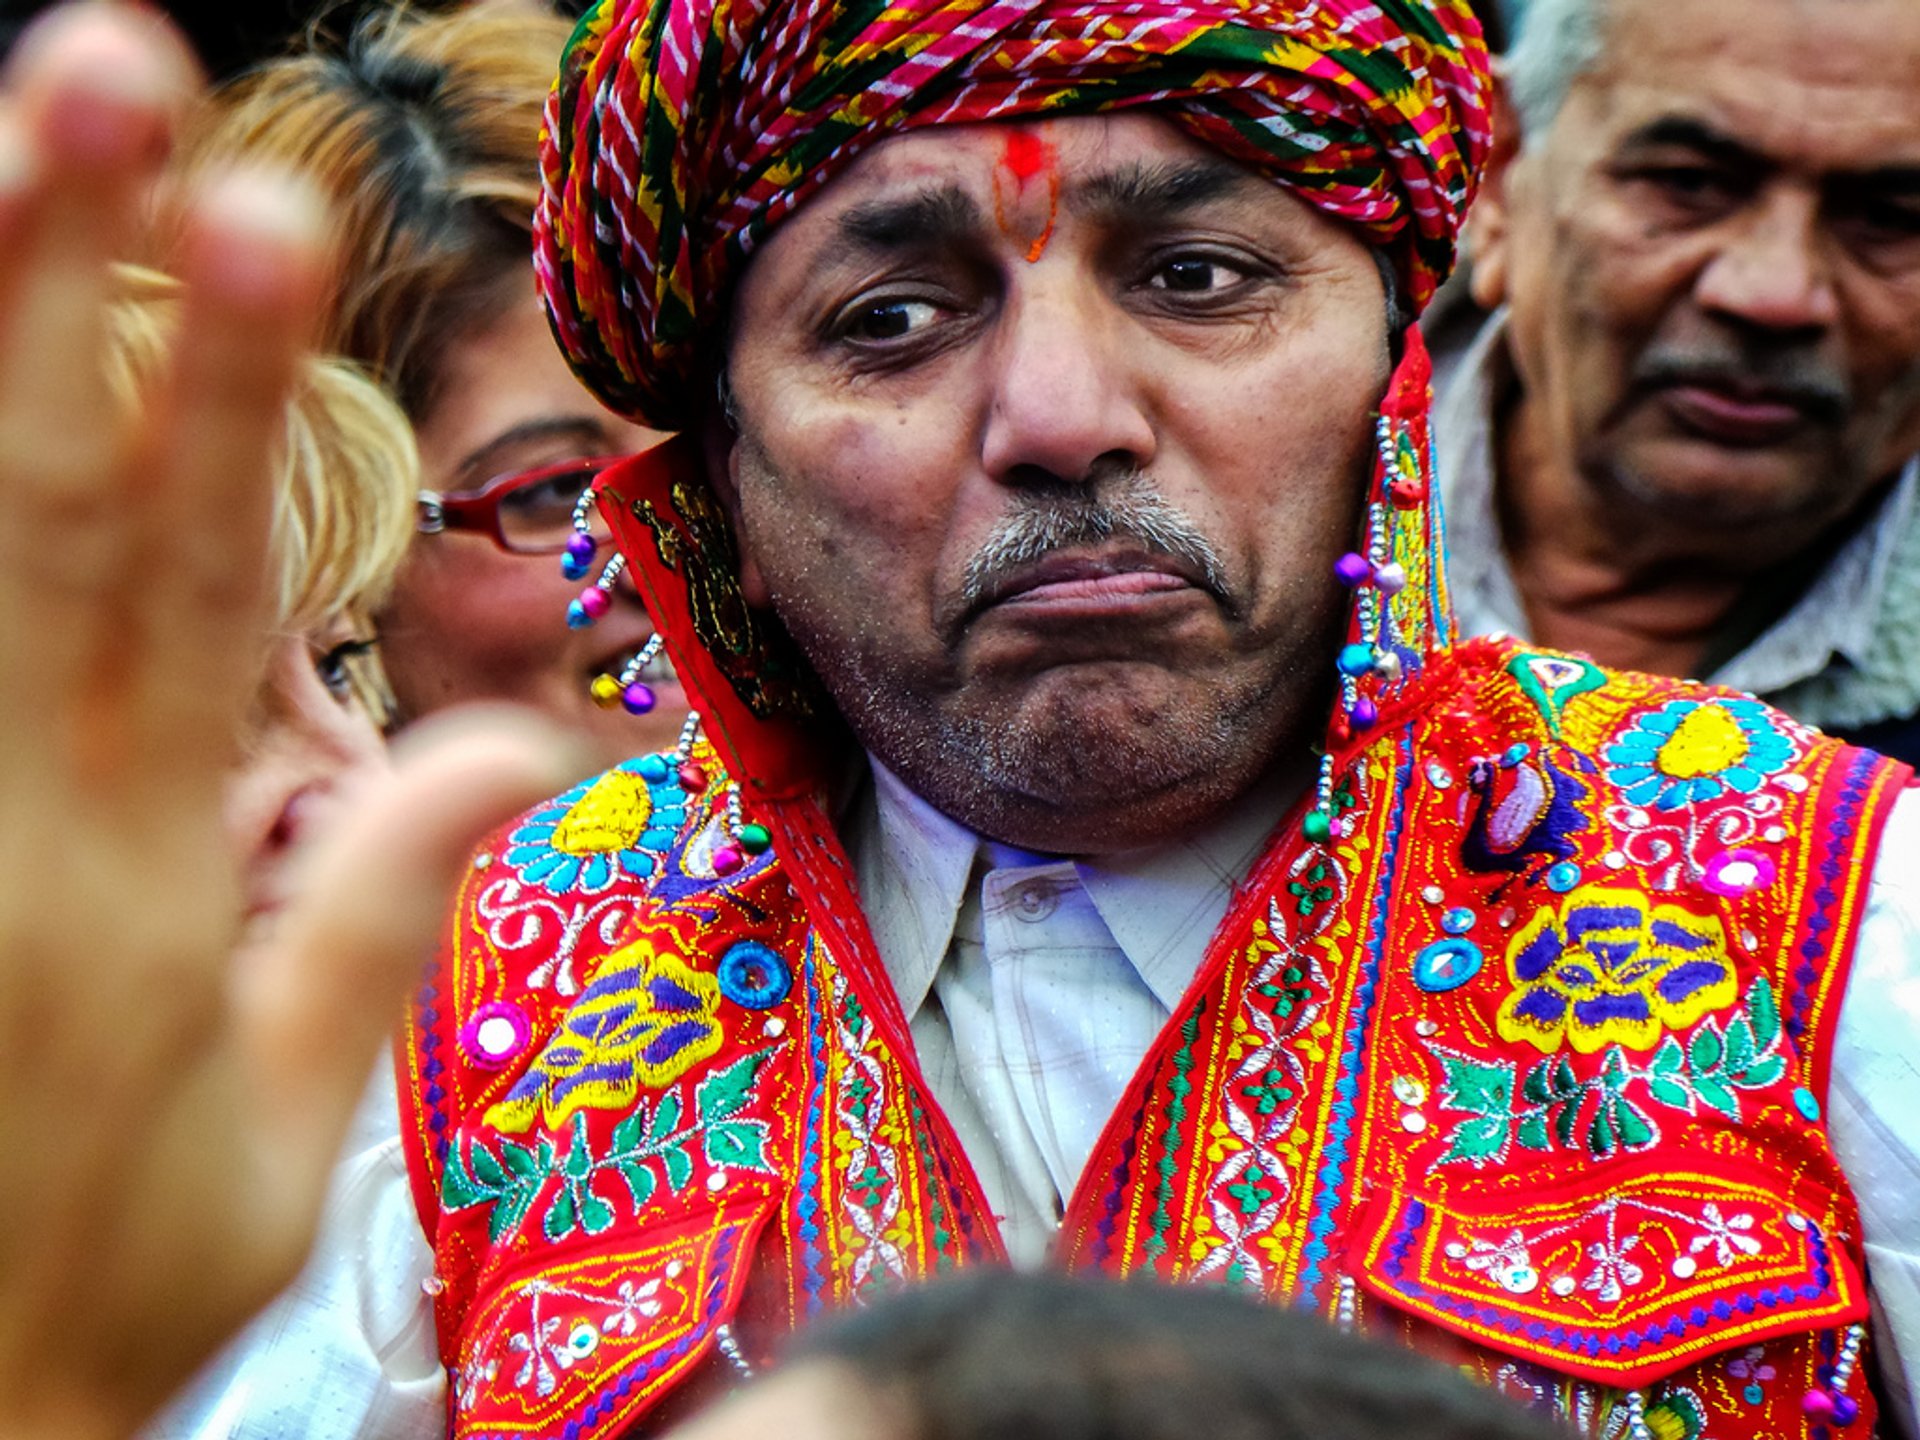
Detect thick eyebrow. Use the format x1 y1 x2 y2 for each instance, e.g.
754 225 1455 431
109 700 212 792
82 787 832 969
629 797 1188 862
1070 158 1266 222
1615 116 1763 171
453 416 616 485
832 185 986 254
1617 115 1920 194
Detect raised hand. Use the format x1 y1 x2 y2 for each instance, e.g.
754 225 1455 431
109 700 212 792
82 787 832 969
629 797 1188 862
0 10 575 1435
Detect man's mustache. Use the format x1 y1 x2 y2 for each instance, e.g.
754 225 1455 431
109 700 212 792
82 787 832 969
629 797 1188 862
1634 344 1850 426
959 472 1232 615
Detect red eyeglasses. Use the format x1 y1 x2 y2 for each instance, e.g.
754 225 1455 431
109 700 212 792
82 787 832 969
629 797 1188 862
416 455 625 556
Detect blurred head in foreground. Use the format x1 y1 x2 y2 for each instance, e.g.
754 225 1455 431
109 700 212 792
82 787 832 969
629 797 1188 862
108 268 417 956
170 6 673 764
671 1270 1565 1440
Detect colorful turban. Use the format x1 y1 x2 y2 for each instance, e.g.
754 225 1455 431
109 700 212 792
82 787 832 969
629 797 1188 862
536 1 1492 428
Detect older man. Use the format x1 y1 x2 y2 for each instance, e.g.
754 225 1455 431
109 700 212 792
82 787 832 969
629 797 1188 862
1437 0 1920 763
391 4 1919 1440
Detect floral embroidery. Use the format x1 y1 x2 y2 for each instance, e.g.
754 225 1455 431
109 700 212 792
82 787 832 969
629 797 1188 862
1604 699 1794 811
503 763 687 895
1496 885 1737 1054
447 1050 778 1238
486 941 723 1133
1432 978 1788 1164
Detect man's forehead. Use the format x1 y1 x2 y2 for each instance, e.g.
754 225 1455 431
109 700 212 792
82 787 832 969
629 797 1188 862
1570 0 1920 172
811 112 1239 207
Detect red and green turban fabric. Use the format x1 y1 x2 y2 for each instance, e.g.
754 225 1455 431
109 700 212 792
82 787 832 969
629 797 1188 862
535 0 1493 429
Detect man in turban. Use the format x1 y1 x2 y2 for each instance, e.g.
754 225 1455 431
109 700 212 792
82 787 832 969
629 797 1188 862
396 3 1920 1438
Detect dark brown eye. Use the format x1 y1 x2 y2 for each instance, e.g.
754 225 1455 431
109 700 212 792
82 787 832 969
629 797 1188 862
847 298 938 341
1155 257 1221 291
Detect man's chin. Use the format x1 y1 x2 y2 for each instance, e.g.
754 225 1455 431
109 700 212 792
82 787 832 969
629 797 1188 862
874 677 1284 854
1597 438 1839 532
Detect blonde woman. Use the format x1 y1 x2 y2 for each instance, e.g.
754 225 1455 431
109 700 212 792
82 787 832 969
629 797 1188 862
105 271 415 964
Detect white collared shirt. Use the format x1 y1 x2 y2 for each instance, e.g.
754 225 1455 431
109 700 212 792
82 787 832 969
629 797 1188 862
850 760 1294 1264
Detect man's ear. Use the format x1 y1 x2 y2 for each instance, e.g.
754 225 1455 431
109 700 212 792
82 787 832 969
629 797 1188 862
700 399 775 609
1466 68 1524 313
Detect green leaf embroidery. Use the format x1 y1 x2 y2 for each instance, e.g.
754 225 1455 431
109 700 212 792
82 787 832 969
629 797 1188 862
1437 1050 1515 1117
579 1190 617 1235
704 1118 774 1173
469 1142 510 1190
1724 1017 1757 1076
1741 1055 1787 1088
652 1089 684 1141
617 1161 656 1209
501 1140 543 1180
696 1050 770 1122
1693 1073 1739 1119
440 1145 492 1212
1441 1114 1510 1166
1646 1074 1694 1111
1689 1021 1724 1074
1517 1112 1551 1151
1748 976 1781 1050
661 1142 694 1192
544 1186 577 1242
1615 1095 1656 1149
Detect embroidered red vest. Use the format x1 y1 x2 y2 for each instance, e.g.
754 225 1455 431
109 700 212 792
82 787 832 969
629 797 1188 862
400 336 1913 1439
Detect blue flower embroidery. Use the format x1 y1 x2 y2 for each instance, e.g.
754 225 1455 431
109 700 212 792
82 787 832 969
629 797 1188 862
503 760 687 895
1496 885 1737 1054
1603 699 1793 811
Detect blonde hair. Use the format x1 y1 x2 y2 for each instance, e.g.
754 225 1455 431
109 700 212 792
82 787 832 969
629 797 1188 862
106 267 418 714
167 6 570 420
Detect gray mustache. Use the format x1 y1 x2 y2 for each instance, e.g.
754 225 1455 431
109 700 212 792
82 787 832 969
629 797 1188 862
1635 347 1850 424
961 473 1230 612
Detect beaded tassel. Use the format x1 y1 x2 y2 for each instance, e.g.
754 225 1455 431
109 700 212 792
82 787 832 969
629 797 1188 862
566 553 627 629
1623 1390 1653 1440
590 634 667 715
713 1323 755 1380
1803 1324 1866 1426
560 486 600 581
1307 412 1408 847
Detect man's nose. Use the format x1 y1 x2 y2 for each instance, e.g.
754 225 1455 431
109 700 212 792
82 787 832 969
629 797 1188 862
1694 188 1840 335
979 283 1157 484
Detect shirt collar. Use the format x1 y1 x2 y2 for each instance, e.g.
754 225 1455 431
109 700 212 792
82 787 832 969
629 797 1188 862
846 760 1298 1020
1436 307 1920 691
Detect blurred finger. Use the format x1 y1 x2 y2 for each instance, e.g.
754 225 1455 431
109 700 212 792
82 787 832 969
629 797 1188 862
233 708 583 1201
0 6 200 781
135 170 330 779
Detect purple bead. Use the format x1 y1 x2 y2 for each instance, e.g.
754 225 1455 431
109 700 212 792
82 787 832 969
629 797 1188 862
1334 552 1374 587
1803 1393 1837 1422
565 533 597 562
1373 562 1408 595
1351 697 1379 729
1831 1396 1860 1427
622 682 657 715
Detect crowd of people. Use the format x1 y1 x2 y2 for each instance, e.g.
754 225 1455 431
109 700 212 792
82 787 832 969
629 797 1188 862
0 1 1913 1438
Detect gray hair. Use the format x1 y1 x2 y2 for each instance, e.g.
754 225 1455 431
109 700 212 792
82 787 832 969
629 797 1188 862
1504 0 1607 137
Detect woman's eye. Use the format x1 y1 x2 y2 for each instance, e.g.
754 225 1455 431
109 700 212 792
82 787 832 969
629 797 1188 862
314 638 376 704
843 297 941 342
1149 256 1242 293
501 469 594 524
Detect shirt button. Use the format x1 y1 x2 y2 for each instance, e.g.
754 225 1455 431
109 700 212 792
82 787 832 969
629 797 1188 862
1010 882 1057 922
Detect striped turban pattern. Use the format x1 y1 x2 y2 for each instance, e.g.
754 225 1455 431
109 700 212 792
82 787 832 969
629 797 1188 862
536 1 1493 428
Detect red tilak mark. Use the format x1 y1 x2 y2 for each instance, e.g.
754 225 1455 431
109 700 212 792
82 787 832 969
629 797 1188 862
994 130 1061 263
